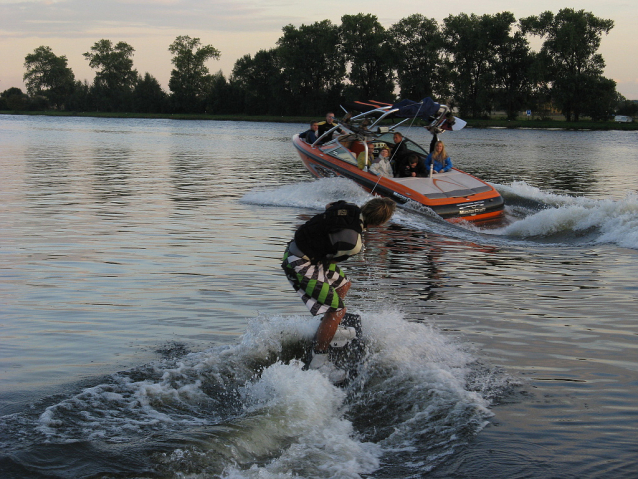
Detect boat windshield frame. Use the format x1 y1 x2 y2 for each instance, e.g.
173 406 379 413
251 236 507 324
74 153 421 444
319 139 358 165
372 132 430 156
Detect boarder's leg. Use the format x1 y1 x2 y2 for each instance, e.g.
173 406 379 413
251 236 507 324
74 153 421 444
314 282 351 352
315 308 347 352
335 281 351 300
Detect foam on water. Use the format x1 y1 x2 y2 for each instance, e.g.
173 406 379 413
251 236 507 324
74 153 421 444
493 182 638 249
241 177 372 212
243 177 638 250
1 310 506 478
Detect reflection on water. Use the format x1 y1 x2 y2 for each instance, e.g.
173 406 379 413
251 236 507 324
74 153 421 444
1 116 637 478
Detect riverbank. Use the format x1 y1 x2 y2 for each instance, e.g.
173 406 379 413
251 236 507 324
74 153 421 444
2 110 637 130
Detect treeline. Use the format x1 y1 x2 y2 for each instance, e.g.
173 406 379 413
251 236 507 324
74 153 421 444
2 9 637 121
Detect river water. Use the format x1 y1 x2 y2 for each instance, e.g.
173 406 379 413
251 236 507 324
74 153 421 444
1 115 637 478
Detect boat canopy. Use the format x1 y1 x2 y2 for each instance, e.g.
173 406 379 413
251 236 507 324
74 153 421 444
392 98 441 121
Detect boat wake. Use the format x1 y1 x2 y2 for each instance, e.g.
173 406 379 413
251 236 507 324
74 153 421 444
243 178 638 250
242 176 373 212
489 182 638 250
0 311 515 478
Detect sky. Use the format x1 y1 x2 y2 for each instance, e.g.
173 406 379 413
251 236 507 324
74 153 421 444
1 0 637 100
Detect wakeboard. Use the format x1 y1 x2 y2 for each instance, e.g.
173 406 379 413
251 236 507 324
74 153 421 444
303 313 365 384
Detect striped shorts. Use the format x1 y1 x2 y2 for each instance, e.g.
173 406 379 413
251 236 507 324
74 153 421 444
282 246 349 316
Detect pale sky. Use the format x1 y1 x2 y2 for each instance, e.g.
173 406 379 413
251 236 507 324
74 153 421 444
1 0 637 99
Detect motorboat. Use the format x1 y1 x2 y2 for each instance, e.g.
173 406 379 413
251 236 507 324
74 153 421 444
292 98 504 222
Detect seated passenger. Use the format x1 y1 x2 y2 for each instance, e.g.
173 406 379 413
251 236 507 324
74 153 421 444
425 140 453 174
397 154 428 178
299 121 319 144
357 148 375 170
370 147 393 178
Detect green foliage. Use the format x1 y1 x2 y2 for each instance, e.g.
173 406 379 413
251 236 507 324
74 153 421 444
1 87 27 111
231 49 287 115
581 76 618 121
11 9 622 118
277 20 345 114
83 39 138 111
442 12 518 118
616 98 638 117
520 9 614 121
388 14 447 100
340 14 395 101
65 80 91 112
23 46 75 109
204 70 238 114
134 73 169 113
493 31 536 120
168 35 220 113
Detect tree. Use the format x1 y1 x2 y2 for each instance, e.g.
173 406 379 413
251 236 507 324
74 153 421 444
65 80 91 112
231 49 287 115
23 46 75 109
340 14 395 101
133 73 168 113
1 87 27 111
442 12 517 118
168 35 220 113
582 76 617 121
388 14 447 101
616 97 638 117
520 9 614 121
205 70 238 114
277 20 345 114
84 39 138 111
493 31 535 119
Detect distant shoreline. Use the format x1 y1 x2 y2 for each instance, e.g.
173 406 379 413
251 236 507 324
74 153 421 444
2 110 637 131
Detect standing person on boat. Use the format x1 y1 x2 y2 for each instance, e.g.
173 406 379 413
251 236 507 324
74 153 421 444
370 147 393 178
390 132 409 175
425 141 453 174
299 121 319 144
317 112 342 143
281 198 396 383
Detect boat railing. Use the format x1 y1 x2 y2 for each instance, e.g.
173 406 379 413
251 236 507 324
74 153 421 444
428 105 451 132
312 123 349 147
312 101 453 147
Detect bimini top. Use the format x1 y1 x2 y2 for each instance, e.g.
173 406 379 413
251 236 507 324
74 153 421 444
348 97 442 122
391 98 441 121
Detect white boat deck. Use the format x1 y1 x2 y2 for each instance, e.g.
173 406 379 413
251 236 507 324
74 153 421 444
391 170 492 199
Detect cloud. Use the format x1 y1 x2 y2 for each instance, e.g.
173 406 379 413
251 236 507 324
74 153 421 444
0 0 286 39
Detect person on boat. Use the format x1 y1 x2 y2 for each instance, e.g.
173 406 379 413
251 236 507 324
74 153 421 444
281 198 396 383
425 140 453 174
390 132 409 174
317 112 342 143
397 154 428 178
370 147 393 178
299 121 319 144
357 148 374 171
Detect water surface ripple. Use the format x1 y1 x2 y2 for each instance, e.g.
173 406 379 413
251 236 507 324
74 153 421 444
1 116 637 478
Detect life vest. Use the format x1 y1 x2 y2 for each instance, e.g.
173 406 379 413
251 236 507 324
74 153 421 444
294 201 363 263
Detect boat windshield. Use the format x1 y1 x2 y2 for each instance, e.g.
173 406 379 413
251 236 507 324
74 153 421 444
320 140 358 165
375 132 429 156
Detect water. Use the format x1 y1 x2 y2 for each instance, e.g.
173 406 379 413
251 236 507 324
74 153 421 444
1 115 637 478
